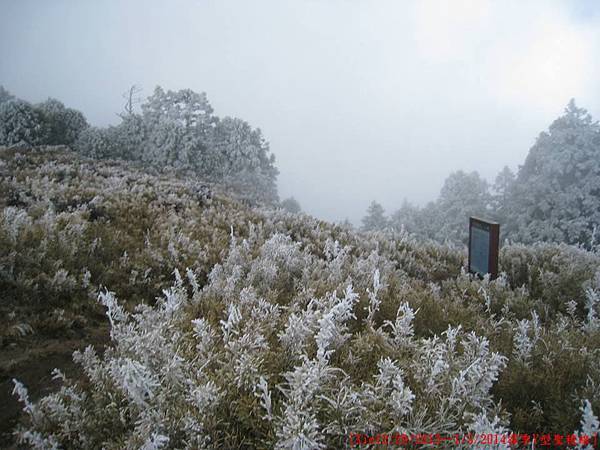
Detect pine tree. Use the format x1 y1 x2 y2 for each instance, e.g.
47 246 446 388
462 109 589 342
391 199 422 233
281 197 302 214
433 170 491 243
36 98 88 146
72 85 280 204
361 201 388 231
509 99 600 246
491 166 515 227
0 85 15 104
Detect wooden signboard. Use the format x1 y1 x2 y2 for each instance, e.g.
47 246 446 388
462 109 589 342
468 217 499 279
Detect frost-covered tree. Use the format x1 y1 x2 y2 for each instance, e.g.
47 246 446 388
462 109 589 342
142 86 215 132
338 218 354 230
509 100 600 247
432 170 491 243
142 118 197 169
137 87 278 203
281 197 302 214
73 85 279 204
140 87 215 170
390 171 491 244
210 117 268 173
75 126 119 159
391 199 422 233
0 85 15 104
36 98 88 145
394 99 600 247
211 116 279 204
361 201 388 231
491 166 515 226
112 113 146 161
0 92 88 147
0 99 49 146
120 84 143 117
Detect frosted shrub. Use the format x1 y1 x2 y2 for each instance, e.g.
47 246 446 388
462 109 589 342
467 411 510 450
373 357 415 419
5 148 600 447
510 311 542 365
255 376 273 422
365 269 382 326
384 301 416 348
314 285 359 360
576 400 599 450
13 282 225 448
513 319 534 366
583 288 599 332
13 232 514 448
140 433 170 450
1 206 32 241
276 356 333 450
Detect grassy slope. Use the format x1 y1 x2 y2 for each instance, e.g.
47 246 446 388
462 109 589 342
1 147 599 447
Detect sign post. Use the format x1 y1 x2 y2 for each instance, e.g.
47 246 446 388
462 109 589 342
468 217 499 279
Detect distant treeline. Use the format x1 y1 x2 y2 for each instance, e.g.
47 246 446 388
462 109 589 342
0 85 279 204
362 100 600 249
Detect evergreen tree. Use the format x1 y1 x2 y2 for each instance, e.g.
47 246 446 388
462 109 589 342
73 85 280 204
433 170 491 243
491 165 515 226
112 113 146 161
36 98 88 146
361 201 388 231
141 87 214 170
391 199 422 234
213 116 279 203
0 85 15 104
338 218 354 230
509 99 600 246
75 126 119 159
0 100 49 146
389 172 490 244
281 197 302 214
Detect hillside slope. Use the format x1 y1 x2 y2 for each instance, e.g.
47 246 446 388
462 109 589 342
1 148 599 448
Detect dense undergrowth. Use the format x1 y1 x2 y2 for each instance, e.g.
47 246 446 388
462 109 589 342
1 147 599 449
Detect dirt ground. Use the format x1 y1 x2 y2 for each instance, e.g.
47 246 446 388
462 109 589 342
0 323 109 448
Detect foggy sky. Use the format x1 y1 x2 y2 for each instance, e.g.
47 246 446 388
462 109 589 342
2 0 600 224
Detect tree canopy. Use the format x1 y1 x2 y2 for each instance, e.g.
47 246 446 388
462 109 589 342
74 86 279 204
361 200 388 231
508 100 600 246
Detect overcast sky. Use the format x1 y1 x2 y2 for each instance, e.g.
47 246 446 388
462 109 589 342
2 0 599 224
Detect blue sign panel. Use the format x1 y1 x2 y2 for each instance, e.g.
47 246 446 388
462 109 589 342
470 224 489 275
468 217 499 279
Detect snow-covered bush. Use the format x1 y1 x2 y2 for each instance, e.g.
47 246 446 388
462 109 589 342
11 245 509 448
576 400 599 450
